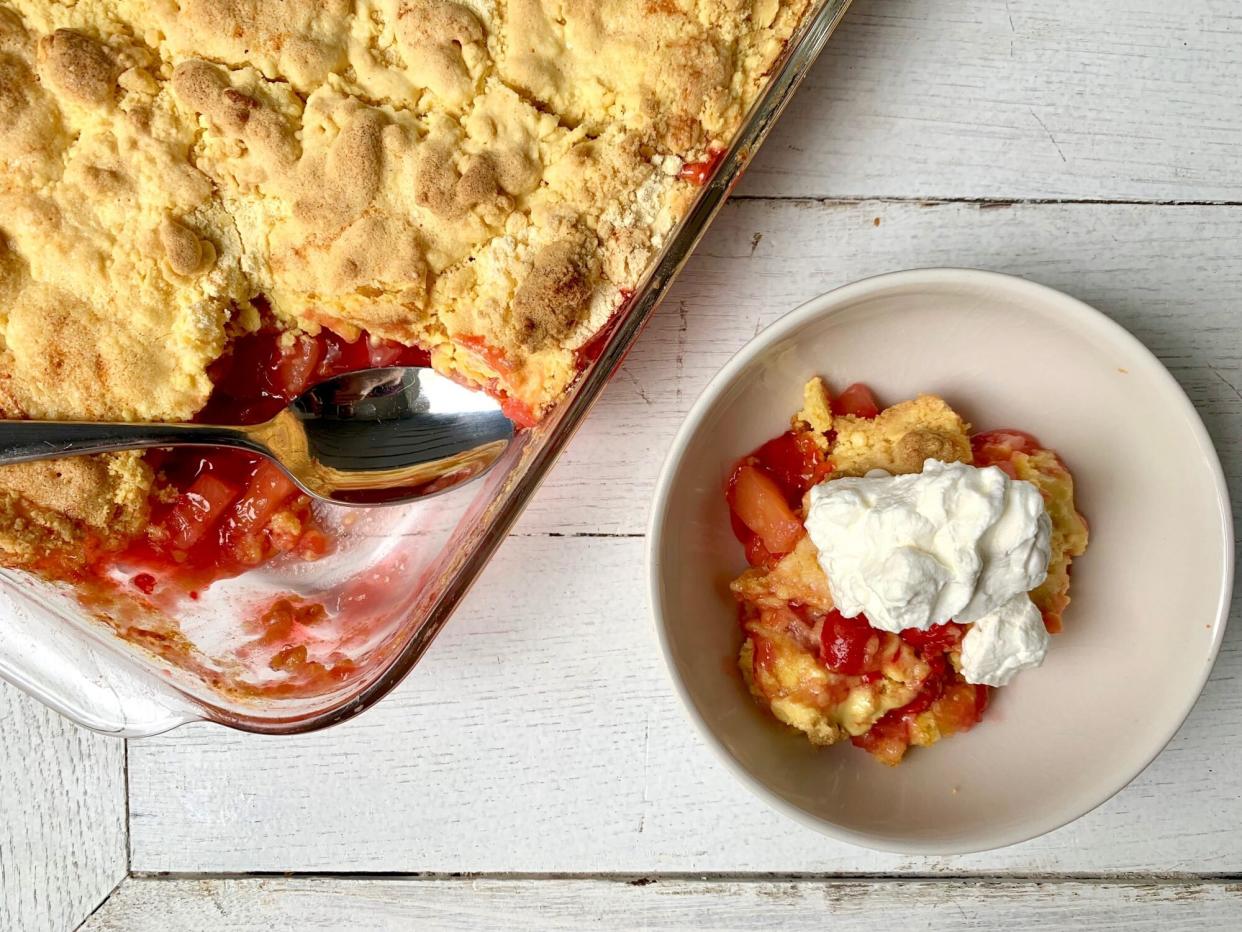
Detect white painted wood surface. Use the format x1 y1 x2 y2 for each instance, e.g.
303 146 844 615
81 878 1242 932
127 200 1242 875
7 0 1242 925
0 680 126 932
742 0 1242 201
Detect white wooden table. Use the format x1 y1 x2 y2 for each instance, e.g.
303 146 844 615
5 2 1242 929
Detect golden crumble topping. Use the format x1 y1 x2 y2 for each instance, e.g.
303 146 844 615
829 395 973 477
794 376 834 439
0 0 814 568
0 453 151 565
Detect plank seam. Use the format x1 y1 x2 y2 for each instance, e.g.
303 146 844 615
72 875 127 932
124 740 132 873
122 871 1242 884
510 532 643 539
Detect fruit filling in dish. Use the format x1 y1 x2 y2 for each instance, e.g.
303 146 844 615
727 379 1089 765
17 322 435 600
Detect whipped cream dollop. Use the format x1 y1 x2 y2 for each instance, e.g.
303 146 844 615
803 458 1053 685
959 596 1050 686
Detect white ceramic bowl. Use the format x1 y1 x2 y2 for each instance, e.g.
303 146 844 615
648 268 1233 855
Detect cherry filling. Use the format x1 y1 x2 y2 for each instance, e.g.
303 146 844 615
819 609 879 676
899 622 966 655
119 325 431 595
970 428 1043 479
831 382 880 420
679 147 726 186
198 325 432 427
122 448 325 593
750 430 834 505
725 427 832 568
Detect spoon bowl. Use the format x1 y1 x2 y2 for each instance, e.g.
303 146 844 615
0 368 516 506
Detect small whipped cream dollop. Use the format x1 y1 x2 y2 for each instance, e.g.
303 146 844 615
958 596 1050 686
804 458 1053 686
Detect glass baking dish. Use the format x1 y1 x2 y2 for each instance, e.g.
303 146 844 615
0 0 854 738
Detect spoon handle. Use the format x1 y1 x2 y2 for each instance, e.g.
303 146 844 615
0 420 266 465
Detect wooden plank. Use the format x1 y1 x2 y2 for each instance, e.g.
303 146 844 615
739 0 1242 201
126 200 1242 874
518 198 1242 535
0 681 126 932
83 877 1242 931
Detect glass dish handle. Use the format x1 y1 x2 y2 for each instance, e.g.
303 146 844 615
0 576 200 737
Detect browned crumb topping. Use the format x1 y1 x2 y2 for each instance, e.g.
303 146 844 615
0 0 814 566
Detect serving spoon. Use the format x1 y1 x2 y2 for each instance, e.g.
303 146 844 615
0 368 516 506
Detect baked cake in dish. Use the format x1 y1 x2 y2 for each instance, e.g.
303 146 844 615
727 379 1089 765
0 0 815 585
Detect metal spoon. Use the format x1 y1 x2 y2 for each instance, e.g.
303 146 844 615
0 368 515 505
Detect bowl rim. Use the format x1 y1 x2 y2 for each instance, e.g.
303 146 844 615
645 266 1235 855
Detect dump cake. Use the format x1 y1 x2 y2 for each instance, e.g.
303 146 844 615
728 379 1089 765
0 0 815 589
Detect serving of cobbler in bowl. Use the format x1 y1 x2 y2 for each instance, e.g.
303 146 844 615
728 379 1089 766
649 269 1231 853
0 0 836 724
